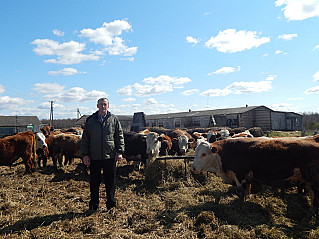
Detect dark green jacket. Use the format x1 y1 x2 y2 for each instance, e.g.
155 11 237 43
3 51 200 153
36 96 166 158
81 111 125 160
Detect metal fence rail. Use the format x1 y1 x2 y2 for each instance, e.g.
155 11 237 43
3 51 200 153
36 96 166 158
155 155 194 176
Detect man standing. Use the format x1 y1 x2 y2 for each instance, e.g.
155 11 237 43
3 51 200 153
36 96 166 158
81 97 125 211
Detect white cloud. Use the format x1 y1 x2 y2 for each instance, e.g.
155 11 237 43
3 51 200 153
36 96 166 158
53 29 65 37
117 75 191 97
186 36 200 45
209 66 240 75
205 29 270 53
120 57 135 62
79 19 137 56
314 45 319 50
313 71 319 81
200 75 274 97
43 87 108 102
48 67 86 76
122 97 136 102
275 50 283 54
0 96 33 110
0 85 5 94
31 39 100 65
145 98 158 105
275 0 319 21
38 101 64 109
181 89 199 96
200 88 232 97
305 86 319 95
33 82 65 93
278 33 298 40
227 80 272 94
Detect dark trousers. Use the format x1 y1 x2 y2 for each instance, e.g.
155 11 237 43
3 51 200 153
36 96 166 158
89 159 116 209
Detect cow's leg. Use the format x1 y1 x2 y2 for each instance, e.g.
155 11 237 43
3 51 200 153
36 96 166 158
225 170 246 201
243 170 254 200
43 156 47 168
58 153 63 167
52 154 58 169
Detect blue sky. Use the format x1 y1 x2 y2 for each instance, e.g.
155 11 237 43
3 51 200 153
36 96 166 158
1 0 319 119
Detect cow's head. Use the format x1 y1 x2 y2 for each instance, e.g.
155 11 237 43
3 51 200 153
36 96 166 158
191 141 221 174
35 132 47 149
177 135 190 155
146 132 162 164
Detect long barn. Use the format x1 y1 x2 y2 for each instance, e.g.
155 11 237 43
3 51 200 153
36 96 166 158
145 105 302 131
76 105 303 131
0 116 43 138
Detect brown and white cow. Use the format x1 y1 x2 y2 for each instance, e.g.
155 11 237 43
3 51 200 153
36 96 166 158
191 137 319 212
168 129 194 155
145 132 162 165
123 131 147 170
0 131 39 173
35 132 48 168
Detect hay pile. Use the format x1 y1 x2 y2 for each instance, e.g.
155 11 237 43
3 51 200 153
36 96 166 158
1 156 319 238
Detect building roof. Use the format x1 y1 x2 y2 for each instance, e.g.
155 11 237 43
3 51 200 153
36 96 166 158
144 105 268 120
0 116 42 127
76 114 133 126
75 105 302 124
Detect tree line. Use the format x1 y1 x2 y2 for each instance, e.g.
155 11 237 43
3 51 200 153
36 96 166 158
302 112 319 130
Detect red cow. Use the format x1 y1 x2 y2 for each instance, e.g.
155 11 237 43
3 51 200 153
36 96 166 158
50 133 82 169
159 134 172 156
191 137 319 212
0 131 37 174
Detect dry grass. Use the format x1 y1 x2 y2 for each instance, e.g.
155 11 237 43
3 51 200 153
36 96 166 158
1 153 319 238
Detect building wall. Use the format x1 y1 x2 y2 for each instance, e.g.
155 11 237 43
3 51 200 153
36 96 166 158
255 108 272 130
271 112 286 130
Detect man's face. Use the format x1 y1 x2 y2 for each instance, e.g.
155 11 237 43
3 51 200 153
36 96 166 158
97 99 109 115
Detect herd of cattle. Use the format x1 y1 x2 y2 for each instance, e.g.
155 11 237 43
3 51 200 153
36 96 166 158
1 125 319 213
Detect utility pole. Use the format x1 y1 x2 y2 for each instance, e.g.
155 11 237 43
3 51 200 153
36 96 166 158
49 101 55 128
77 108 81 119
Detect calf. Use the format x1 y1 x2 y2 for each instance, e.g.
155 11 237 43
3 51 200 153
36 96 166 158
191 138 319 212
50 133 82 169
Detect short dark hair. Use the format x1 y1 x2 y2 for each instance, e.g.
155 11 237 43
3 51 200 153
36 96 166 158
97 97 109 104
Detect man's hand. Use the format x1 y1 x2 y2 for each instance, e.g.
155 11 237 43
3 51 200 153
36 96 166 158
115 153 123 162
83 155 91 166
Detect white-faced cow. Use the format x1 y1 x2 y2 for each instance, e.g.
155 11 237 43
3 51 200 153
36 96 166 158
168 129 194 156
191 137 319 212
145 132 162 165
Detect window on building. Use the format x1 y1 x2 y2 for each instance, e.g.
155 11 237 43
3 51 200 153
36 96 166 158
174 119 181 128
158 121 164 127
193 119 200 127
152 122 156 127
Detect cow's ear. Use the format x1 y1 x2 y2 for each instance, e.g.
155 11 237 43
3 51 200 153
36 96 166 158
158 136 163 142
188 138 195 142
211 146 218 154
202 133 207 138
172 138 178 142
